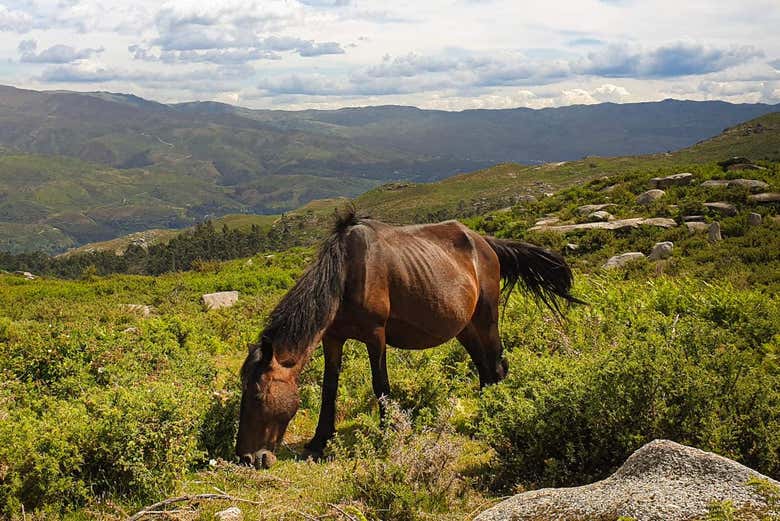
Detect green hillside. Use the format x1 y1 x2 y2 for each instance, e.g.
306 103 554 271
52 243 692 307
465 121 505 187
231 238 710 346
258 112 780 241
1 85 778 254
59 214 279 257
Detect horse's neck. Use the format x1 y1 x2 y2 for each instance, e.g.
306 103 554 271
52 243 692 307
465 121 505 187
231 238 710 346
280 329 328 378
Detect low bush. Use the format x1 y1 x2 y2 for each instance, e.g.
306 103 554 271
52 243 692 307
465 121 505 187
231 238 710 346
478 277 780 490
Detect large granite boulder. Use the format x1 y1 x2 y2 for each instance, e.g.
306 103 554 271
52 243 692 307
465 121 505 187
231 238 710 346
475 440 779 521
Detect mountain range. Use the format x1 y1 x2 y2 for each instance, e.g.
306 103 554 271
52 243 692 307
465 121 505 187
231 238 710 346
0 84 778 253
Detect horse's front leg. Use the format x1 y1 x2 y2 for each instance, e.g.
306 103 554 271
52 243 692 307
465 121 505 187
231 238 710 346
366 326 391 423
305 335 345 457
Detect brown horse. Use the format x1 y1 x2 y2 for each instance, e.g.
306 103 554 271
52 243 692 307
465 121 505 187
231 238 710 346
236 210 581 468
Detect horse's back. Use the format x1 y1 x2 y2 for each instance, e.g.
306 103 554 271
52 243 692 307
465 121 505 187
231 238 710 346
337 219 498 349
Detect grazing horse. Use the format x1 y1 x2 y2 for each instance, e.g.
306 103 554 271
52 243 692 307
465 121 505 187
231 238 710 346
236 210 581 468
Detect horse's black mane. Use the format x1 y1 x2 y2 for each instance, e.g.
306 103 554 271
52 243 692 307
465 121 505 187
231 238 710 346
260 207 360 359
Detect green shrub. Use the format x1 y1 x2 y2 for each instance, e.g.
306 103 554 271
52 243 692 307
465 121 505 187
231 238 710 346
478 278 780 490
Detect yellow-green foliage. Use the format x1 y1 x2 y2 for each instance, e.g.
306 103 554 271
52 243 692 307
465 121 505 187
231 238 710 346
1 243 779 519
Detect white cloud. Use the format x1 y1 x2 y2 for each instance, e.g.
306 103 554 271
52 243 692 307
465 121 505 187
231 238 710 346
592 83 631 102
4 0 780 110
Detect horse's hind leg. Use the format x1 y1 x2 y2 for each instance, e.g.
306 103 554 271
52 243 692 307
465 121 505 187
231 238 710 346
457 295 507 388
365 326 391 421
305 334 345 456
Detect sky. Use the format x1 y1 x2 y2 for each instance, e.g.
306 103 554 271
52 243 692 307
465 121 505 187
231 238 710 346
1 0 779 111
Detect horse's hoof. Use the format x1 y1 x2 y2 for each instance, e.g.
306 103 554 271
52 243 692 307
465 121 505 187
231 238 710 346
301 443 325 461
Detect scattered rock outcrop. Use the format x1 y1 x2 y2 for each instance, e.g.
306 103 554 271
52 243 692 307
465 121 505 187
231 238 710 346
587 211 614 222
749 193 780 203
703 202 737 216
718 156 753 169
530 218 676 233
637 189 665 205
686 222 709 233
649 173 693 188
202 291 239 310
701 179 769 192
604 252 645 269
717 156 765 171
708 222 722 243
648 241 673 260
14 271 37 280
576 204 615 216
534 217 560 227
748 213 763 226
727 179 769 191
701 180 730 188
475 439 780 521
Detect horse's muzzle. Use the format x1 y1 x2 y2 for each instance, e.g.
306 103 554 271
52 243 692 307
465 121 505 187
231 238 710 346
238 450 277 469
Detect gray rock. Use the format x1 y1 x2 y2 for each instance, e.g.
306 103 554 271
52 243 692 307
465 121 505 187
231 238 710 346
748 212 763 226
576 203 615 216
637 189 665 205
703 202 737 216
728 178 769 191
701 179 731 188
749 192 780 203
587 210 614 222
120 304 154 317
708 222 722 242
215 507 243 521
202 291 239 310
648 241 673 260
727 163 765 171
604 252 645 269
649 172 694 188
534 217 560 227
682 215 705 222
14 271 36 280
515 194 538 204
565 243 579 251
717 156 753 169
702 179 770 192
475 440 780 521
601 184 620 193
530 218 676 234
686 222 709 233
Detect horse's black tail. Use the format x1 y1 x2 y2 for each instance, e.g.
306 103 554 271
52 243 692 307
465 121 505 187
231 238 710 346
484 236 586 317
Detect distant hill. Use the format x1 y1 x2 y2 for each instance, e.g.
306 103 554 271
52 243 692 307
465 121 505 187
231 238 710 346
1 84 778 252
64 112 780 255
346 112 780 224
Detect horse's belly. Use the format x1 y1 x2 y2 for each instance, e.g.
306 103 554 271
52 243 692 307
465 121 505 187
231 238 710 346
385 317 460 349
385 273 477 349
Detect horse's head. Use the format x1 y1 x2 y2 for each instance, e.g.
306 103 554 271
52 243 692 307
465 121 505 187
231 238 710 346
236 338 300 469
